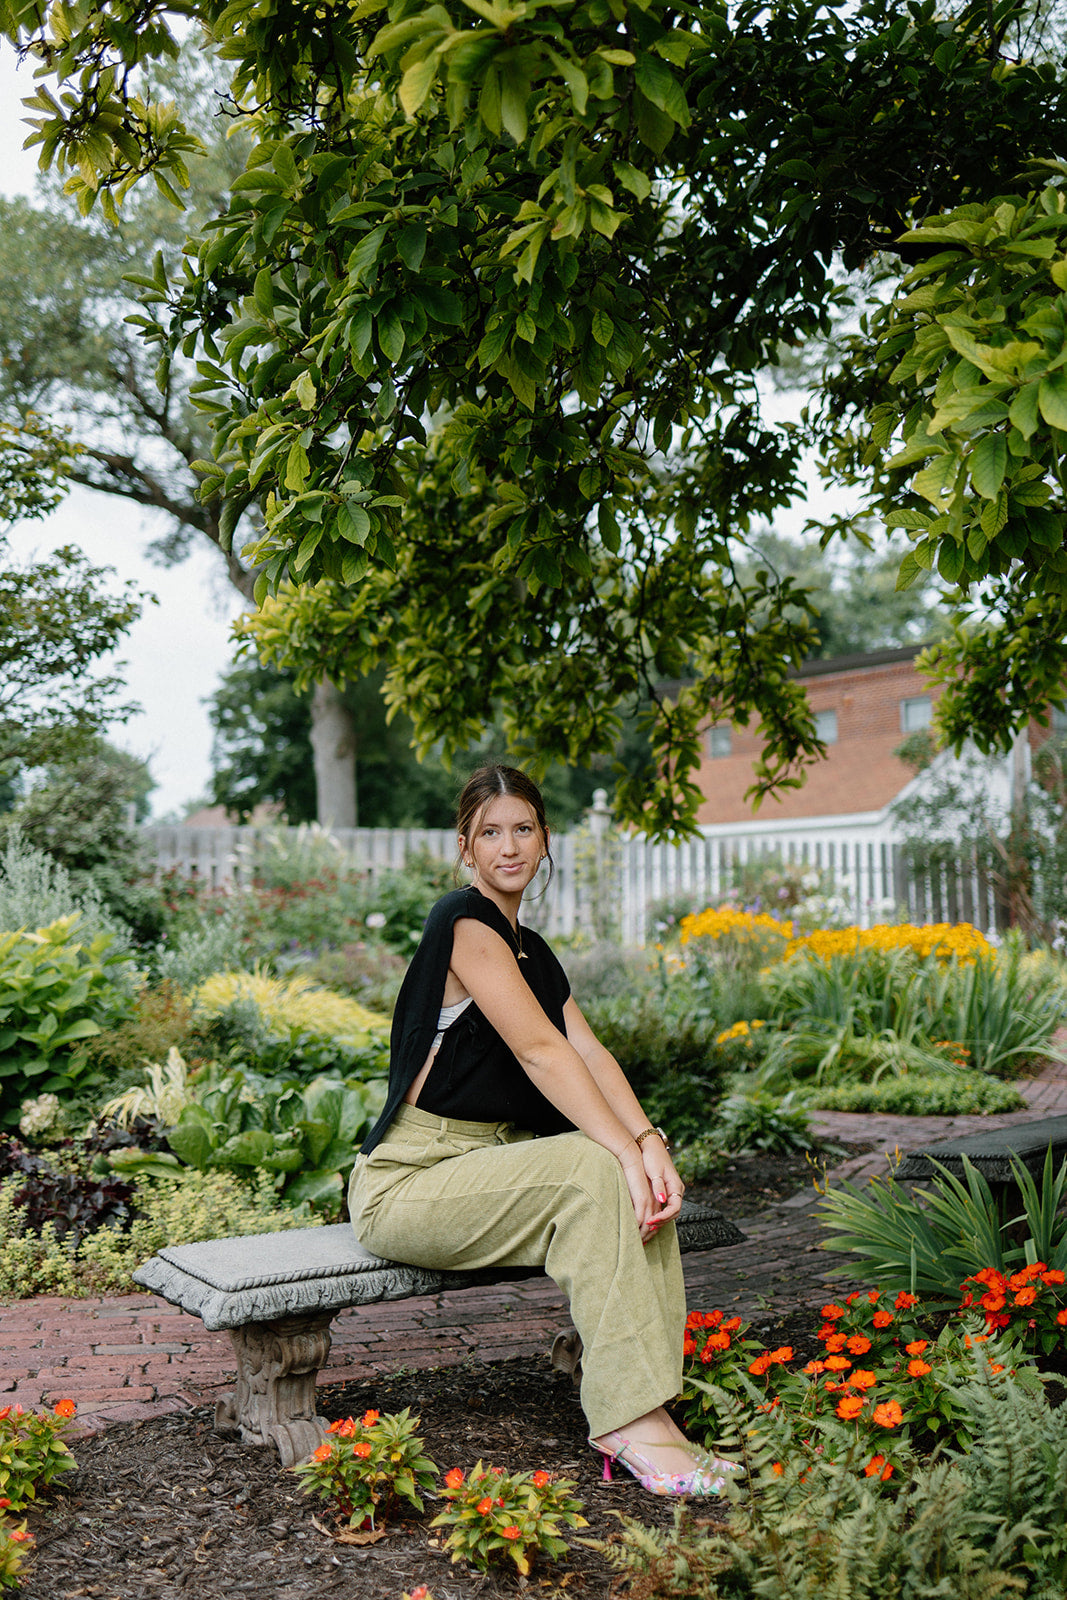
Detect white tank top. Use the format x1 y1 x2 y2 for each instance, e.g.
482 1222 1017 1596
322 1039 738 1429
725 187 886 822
430 995 473 1052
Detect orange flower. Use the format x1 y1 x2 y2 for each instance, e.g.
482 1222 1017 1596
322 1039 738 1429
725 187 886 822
683 1337 697 1356
846 1336 872 1355
864 1454 893 1480
771 1461 784 1475
872 1400 904 1428
502 1526 521 1541
7 1530 31 1544
904 1340 928 1356
981 1292 1006 1313
1041 1268 1065 1286
872 1311 893 1328
532 1470 550 1487
836 1395 864 1420
990 1363 1005 1374
894 1292 919 1309
907 1359 932 1377
477 1496 493 1514
851 1369 877 1390
824 1355 851 1371
867 1290 881 1305
721 1316 743 1332
803 1359 826 1375
444 1468 465 1489
1056 1309 1067 1326
769 1346 793 1363
1013 1287 1037 1307
821 1303 846 1320
52 1398 76 1419
352 1441 372 1458
964 1333 989 1347
361 1409 380 1426
823 1334 847 1353
748 1354 772 1376
705 1331 731 1351
311 1443 333 1462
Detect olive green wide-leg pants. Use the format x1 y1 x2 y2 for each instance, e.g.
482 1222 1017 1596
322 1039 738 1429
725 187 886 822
348 1104 686 1438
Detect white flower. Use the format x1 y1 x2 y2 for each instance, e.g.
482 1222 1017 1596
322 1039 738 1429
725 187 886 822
365 911 387 929
19 1093 61 1138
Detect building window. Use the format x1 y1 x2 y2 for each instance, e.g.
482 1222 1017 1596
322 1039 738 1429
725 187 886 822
707 725 732 758
900 696 932 733
814 709 838 744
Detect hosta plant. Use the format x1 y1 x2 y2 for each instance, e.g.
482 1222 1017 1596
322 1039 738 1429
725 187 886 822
293 1409 437 1528
431 1460 587 1576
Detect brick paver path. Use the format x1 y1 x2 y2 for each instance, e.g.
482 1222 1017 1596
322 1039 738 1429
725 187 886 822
3 1061 1066 1436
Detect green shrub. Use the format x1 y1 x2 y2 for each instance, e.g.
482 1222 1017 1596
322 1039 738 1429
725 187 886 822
819 1149 1067 1298
582 992 725 1142
808 1071 1026 1116
564 941 654 1006
716 1089 816 1153
300 941 406 1016
0 1169 315 1300
0 917 137 1127
0 827 124 946
81 982 204 1083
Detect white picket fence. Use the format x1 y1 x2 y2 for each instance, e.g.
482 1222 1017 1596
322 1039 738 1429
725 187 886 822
144 812 1001 946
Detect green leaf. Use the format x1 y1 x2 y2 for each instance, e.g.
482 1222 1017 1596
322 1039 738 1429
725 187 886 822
397 222 427 271
400 53 439 116
937 538 966 583
1038 367 1067 432
421 285 464 324
968 434 1008 500
338 502 371 545
634 52 689 128
912 452 957 504
1009 381 1041 440
285 1168 344 1207
591 309 615 348
284 440 310 492
253 267 274 319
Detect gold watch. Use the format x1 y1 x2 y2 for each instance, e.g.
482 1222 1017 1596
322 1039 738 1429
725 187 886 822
634 1126 669 1150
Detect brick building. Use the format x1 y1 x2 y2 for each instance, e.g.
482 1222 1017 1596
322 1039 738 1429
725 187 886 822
697 645 953 826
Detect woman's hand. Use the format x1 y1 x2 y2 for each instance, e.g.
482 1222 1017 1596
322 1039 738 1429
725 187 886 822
617 1144 659 1240
639 1135 684 1240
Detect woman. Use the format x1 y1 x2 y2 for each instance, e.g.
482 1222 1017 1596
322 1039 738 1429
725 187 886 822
349 764 737 1495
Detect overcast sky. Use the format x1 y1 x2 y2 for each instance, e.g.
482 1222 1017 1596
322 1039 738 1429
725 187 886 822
0 41 243 820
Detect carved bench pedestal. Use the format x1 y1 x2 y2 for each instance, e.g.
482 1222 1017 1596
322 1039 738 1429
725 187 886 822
214 1312 336 1467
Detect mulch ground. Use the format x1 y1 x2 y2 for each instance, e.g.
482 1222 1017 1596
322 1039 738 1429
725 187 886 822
15 1150 855 1600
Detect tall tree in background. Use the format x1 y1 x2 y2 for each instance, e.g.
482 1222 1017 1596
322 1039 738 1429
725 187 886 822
0 50 361 824
3 0 1067 833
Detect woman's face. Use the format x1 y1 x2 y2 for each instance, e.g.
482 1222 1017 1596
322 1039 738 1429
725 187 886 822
460 795 547 900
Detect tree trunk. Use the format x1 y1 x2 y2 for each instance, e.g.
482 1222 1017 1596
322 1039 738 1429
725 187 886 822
310 678 357 828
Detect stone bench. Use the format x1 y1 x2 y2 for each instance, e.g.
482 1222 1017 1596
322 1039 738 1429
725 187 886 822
895 1114 1067 1200
133 1200 743 1465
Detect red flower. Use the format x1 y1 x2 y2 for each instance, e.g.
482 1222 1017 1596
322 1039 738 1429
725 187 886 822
311 1443 333 1462
803 1359 826 1375
864 1454 893 1480
705 1331 731 1351
1056 1308 1067 1326
872 1400 904 1428
721 1316 743 1332
872 1311 893 1329
821 1303 846 1320
477 1496 493 1514
823 1334 847 1353
846 1336 872 1355
867 1290 880 1304
748 1354 772 1376
683 1337 697 1356
981 1291 1006 1312
836 1395 864 1420
894 1292 919 1309
52 1399 76 1419
7 1530 31 1544
907 1359 932 1377
771 1461 784 1475
1013 1287 1037 1307
352 1441 372 1458
769 1346 793 1363
502 1526 521 1541
532 1470 550 1487
1041 1269 1065 1286
904 1340 928 1357
361 1409 380 1426
444 1468 465 1489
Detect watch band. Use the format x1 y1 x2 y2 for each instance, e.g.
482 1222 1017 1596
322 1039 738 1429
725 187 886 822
634 1126 669 1150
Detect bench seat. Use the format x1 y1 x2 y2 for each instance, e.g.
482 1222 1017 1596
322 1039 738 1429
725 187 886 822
133 1200 743 1464
895 1114 1067 1189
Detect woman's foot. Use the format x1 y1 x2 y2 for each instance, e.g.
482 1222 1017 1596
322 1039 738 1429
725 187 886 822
590 1407 741 1496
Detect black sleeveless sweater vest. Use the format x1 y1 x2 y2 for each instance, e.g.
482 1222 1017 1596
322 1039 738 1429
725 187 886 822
359 886 574 1154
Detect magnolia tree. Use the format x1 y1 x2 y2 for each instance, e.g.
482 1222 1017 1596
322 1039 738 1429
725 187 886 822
2 0 1066 834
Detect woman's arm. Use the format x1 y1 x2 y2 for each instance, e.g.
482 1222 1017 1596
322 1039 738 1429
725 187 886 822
449 919 667 1235
563 996 685 1221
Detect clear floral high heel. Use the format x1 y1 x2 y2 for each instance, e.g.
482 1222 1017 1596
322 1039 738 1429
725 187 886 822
590 1432 742 1496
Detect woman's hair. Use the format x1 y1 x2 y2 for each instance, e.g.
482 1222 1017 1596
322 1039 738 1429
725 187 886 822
454 764 553 888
